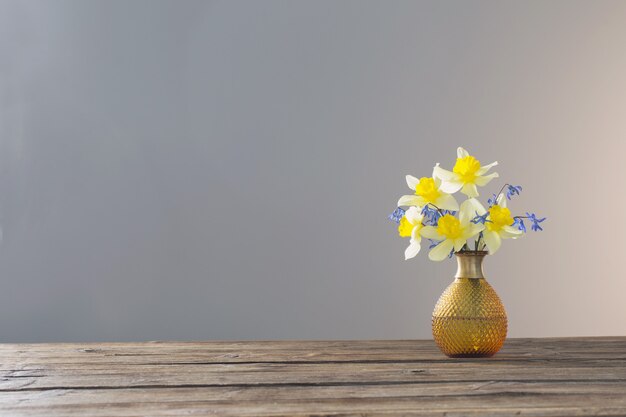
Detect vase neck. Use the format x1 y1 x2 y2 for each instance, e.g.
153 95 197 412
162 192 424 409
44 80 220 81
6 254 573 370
455 252 487 279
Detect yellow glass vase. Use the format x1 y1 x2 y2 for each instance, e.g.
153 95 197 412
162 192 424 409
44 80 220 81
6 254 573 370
432 251 507 357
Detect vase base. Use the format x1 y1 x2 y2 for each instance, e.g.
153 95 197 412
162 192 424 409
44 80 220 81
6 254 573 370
444 352 496 358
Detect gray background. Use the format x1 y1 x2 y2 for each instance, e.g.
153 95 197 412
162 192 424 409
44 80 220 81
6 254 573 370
1 0 625 342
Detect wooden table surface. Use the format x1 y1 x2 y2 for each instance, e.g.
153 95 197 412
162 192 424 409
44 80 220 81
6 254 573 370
1 337 625 416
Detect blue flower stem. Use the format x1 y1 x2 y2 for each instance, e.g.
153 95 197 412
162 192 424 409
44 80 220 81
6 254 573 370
425 202 445 216
494 183 511 204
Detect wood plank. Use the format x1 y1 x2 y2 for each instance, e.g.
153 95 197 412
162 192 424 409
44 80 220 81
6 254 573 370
1 338 626 366
3 381 626 405
2 391 626 416
2 363 625 391
0 337 625 416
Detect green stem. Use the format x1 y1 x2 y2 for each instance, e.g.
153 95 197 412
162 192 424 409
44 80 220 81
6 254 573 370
475 232 483 252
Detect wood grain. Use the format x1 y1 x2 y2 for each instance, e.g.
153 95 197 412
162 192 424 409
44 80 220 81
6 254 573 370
0 337 625 416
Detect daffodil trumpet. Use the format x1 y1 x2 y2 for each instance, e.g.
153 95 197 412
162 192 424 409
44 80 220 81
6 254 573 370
389 147 545 261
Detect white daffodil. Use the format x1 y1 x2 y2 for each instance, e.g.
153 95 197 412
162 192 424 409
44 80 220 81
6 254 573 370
398 206 425 260
397 170 459 212
473 196 523 254
420 199 485 261
433 147 499 198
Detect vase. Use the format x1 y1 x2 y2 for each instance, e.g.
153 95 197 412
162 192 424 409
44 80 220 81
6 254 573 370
431 251 507 357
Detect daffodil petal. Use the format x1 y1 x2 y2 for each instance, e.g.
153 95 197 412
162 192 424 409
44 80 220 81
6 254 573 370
435 193 459 211
453 238 466 252
433 164 456 181
429 239 454 261
463 223 484 241
398 195 422 207
476 161 498 175
501 225 523 238
460 198 485 224
457 147 469 158
461 183 479 197
497 193 507 208
411 226 422 241
439 179 464 194
483 230 501 254
474 172 499 187
420 226 443 240
404 206 422 224
406 175 419 190
404 239 421 260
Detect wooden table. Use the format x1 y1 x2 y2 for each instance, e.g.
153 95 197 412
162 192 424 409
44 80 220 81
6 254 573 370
1 337 625 416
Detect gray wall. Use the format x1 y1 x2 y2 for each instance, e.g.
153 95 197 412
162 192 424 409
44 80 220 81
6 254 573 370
1 0 625 342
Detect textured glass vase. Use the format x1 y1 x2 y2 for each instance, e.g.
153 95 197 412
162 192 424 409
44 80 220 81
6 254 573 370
432 251 507 357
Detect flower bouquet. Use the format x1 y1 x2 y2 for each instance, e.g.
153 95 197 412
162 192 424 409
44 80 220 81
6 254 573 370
389 147 545 357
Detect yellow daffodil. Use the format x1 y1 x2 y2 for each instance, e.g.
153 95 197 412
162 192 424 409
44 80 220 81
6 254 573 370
420 199 485 261
398 206 425 260
472 196 523 254
397 169 459 211
433 147 499 197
